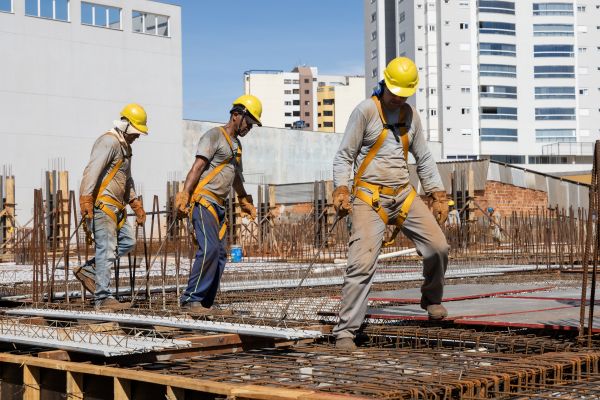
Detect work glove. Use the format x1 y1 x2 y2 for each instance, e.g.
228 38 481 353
430 191 449 226
238 195 257 220
129 198 146 225
332 186 352 217
79 195 95 218
174 191 190 220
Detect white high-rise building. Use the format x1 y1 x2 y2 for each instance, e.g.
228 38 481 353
0 0 182 219
365 0 599 167
244 68 364 133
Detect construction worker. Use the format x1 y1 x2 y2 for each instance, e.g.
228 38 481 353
488 207 502 244
174 95 260 314
447 200 460 227
332 57 449 350
74 104 147 311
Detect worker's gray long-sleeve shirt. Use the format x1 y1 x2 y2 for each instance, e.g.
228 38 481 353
333 98 444 194
80 129 136 204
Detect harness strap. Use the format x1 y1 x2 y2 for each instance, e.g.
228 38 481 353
352 96 416 244
188 198 227 240
93 156 127 227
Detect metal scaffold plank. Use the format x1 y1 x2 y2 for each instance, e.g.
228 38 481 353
6 308 323 340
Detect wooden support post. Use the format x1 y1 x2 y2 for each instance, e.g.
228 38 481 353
166 386 184 400
59 171 69 241
66 371 83 400
114 377 131 400
5 176 15 245
23 365 41 400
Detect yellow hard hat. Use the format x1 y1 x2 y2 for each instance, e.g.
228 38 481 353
383 57 419 97
120 103 148 134
232 95 262 126
448 200 455 206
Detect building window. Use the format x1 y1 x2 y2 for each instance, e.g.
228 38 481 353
323 99 334 105
578 47 587 53
284 79 292 84
371 49 378 59
371 12 376 22
292 100 300 105
284 112 292 117
293 111 300 117
577 5 586 12
81 2 121 29
304 90 310 94
480 107 518 120
25 0 69 21
479 21 515 35
535 86 575 99
323 122 334 128
132 11 169 36
479 63 516 77
304 112 310 116
535 108 575 120
285 124 292 128
534 65 574 78
293 79 299 84
535 129 576 142
399 11 405 23
399 32 406 43
304 100 310 105
324 111 333 116
292 89 300 94
371 31 377 41
429 24 436 31
304 78 310 83
284 101 292 106
460 22 469 29
480 85 517 99
461 107 470 114
430 109 437 116
478 1 515 15
461 87 471 93
284 90 292 94
533 24 574 36
480 128 518 142
372 68 378 78
534 44 574 57
0 0 12 13
479 42 516 57
579 88 588 95
533 3 573 16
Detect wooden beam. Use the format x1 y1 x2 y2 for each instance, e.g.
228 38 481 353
38 350 70 361
166 386 184 400
114 377 131 400
23 365 40 400
66 372 83 400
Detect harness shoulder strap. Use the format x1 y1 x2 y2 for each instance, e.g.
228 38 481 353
372 96 409 161
96 159 123 202
190 128 238 203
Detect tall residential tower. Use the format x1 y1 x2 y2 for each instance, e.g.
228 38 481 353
365 0 599 167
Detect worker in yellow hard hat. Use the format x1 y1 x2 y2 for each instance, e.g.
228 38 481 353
447 199 460 227
173 95 261 314
75 103 148 311
331 57 450 350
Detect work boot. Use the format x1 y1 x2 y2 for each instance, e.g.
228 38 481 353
423 303 448 320
95 297 131 311
73 261 96 295
335 337 357 351
181 302 233 316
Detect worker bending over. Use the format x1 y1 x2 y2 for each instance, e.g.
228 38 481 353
332 57 450 350
75 104 147 310
174 95 260 314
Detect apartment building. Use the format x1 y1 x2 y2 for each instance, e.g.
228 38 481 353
365 0 599 168
244 68 364 133
0 0 182 219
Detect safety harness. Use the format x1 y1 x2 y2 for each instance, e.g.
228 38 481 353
352 96 418 247
94 131 130 229
189 127 241 240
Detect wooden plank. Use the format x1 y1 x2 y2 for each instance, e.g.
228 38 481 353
114 377 131 400
38 350 70 361
66 372 83 400
23 365 41 400
166 386 184 400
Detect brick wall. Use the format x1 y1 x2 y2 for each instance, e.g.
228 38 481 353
473 181 548 217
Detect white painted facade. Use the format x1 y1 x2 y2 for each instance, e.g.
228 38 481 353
365 0 599 166
0 0 182 221
244 68 365 133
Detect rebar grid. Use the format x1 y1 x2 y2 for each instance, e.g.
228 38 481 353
362 326 576 354
129 346 600 399
462 375 600 399
0 316 190 356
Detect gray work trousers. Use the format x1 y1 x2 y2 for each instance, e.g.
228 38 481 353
333 189 449 339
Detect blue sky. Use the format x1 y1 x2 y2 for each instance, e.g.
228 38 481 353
162 1 364 122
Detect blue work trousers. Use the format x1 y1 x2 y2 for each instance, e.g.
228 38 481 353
181 202 227 307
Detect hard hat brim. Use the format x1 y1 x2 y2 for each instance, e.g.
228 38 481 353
130 122 148 134
248 113 262 127
384 76 417 98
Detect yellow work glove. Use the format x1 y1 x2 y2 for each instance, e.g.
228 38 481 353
332 186 352 217
129 198 146 225
174 191 190 220
79 195 95 218
430 191 449 226
238 195 257 220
